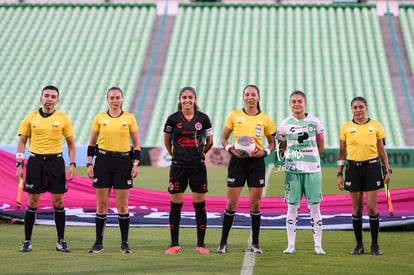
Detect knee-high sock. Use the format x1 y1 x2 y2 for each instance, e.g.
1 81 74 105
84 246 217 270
352 215 363 246
54 207 66 241
220 209 235 245
308 203 322 247
95 214 107 244
369 213 380 246
250 211 261 246
169 202 183 246
194 201 207 247
118 213 130 243
286 204 300 248
24 207 37 241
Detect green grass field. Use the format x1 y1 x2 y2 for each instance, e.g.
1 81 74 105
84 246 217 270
1 167 413 274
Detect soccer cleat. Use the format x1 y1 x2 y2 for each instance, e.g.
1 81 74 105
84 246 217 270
371 245 383 256
88 241 104 253
56 239 71 252
121 242 133 254
283 247 296 254
216 244 227 254
250 245 263 254
196 247 210 254
314 247 326 255
165 246 181 254
350 245 364 255
20 240 32 252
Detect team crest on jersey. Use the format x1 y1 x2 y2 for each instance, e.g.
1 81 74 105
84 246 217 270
254 127 262 137
369 127 374 133
31 120 40 128
257 120 263 126
122 120 127 126
53 121 60 128
195 122 202 130
308 123 315 132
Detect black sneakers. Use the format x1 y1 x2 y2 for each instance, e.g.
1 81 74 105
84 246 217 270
351 245 364 255
20 240 32 252
121 242 133 254
88 241 104 253
56 239 71 252
371 244 383 256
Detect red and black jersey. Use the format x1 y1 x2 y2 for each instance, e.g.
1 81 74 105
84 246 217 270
164 111 213 167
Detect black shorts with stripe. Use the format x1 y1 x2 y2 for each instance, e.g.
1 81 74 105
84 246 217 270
344 158 384 192
227 156 265 188
24 153 67 194
168 164 208 194
93 154 133 189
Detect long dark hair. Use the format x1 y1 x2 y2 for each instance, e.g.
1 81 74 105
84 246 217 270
243 84 261 112
351 96 367 107
177 86 200 112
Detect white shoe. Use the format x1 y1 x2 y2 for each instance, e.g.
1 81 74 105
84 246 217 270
283 247 296 254
314 247 326 255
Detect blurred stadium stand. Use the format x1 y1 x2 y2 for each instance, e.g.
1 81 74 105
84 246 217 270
0 1 413 148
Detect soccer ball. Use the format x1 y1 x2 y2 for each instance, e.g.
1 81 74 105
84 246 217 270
234 136 256 158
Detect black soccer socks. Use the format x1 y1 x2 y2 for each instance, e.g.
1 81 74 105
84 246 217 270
194 201 207 247
169 202 183 246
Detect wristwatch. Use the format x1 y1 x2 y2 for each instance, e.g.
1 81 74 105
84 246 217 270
386 168 392 174
336 172 343 177
16 162 23 168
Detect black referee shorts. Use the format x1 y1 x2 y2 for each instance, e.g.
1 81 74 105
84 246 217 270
344 158 384 192
24 154 67 194
168 164 208 194
227 156 265 188
93 154 133 189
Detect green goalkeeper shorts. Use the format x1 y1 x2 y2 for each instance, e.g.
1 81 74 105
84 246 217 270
284 171 322 204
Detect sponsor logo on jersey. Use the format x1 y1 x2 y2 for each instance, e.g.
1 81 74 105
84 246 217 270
347 127 356 134
31 120 40 128
100 119 110 126
236 116 246 123
53 121 60 128
195 122 202 130
122 120 127 126
177 122 182 128
178 137 198 147
369 126 374 133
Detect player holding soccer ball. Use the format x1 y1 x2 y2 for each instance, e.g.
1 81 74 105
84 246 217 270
216 85 276 254
276 90 326 255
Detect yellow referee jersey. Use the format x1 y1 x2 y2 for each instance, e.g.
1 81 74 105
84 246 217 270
225 109 276 150
92 111 138 152
339 119 385 161
18 109 74 154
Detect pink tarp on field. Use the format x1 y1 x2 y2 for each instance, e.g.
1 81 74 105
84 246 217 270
1 149 413 228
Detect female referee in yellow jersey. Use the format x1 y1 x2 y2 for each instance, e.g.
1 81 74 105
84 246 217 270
216 85 276 254
86 87 141 254
337 96 391 256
